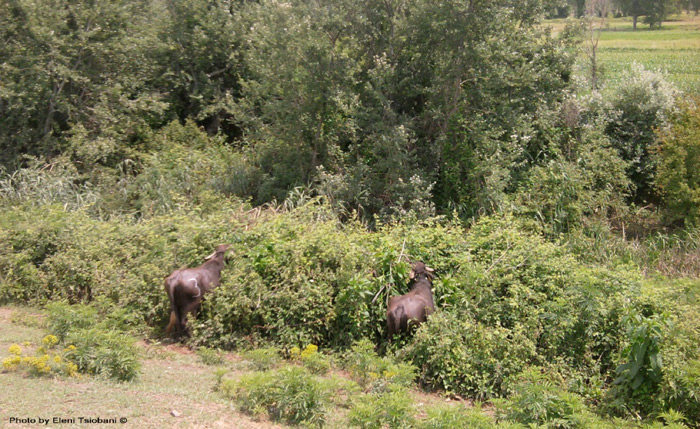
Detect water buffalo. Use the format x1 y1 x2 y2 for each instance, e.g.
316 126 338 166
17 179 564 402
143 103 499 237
387 261 435 338
165 244 231 337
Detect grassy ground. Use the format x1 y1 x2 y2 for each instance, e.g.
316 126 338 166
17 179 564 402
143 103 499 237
0 307 281 429
0 306 455 429
547 13 700 93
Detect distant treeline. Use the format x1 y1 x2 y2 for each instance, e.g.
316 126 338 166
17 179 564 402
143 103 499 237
550 0 699 26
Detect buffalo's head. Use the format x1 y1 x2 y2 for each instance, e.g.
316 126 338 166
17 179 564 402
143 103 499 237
408 261 435 281
204 244 233 261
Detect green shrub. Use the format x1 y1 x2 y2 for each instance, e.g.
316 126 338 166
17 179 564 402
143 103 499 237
197 347 225 366
605 63 678 202
289 344 332 375
46 302 99 341
45 302 141 382
419 403 497 429
240 347 282 371
405 311 535 398
495 368 603 428
344 339 417 392
655 98 700 225
347 386 415 429
220 366 327 427
627 279 700 423
611 313 668 416
64 328 140 382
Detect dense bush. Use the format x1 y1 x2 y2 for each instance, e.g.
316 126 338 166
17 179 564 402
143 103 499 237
655 98 700 226
1 198 699 422
605 63 678 203
405 311 535 398
219 366 328 427
494 368 603 428
347 386 416 429
46 302 141 382
1 0 698 425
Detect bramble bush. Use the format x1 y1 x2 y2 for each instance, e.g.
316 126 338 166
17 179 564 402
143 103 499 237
1 197 699 423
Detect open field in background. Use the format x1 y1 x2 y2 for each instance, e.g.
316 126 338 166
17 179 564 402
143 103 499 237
548 13 700 93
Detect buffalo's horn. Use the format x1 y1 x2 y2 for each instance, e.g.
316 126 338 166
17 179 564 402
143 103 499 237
425 266 435 273
204 251 217 260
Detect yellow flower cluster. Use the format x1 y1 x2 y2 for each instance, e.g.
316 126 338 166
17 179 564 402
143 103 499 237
24 355 52 375
1 338 79 378
290 344 319 360
42 335 59 348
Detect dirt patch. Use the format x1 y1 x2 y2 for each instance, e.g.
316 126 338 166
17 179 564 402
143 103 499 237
0 306 15 323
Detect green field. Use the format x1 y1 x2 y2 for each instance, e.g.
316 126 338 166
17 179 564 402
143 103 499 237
550 14 700 93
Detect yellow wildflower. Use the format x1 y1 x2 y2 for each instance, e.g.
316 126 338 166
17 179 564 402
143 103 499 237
42 335 59 348
8 344 22 356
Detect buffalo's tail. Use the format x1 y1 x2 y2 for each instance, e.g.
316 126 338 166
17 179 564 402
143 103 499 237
165 279 181 336
387 305 406 340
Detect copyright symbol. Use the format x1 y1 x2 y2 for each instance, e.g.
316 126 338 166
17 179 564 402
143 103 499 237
120 417 128 424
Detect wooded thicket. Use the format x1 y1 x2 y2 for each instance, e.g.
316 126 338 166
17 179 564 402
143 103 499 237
2 0 700 426
2 0 696 226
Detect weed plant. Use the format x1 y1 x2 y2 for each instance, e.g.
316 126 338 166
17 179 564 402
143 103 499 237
219 365 328 427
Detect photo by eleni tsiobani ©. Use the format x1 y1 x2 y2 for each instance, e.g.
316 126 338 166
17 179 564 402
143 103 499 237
1 0 700 427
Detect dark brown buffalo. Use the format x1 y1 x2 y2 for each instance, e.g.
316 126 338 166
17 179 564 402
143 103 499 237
387 262 435 338
165 244 231 337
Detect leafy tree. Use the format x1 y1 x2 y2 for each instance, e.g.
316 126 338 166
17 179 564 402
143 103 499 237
605 63 677 204
644 0 671 27
615 0 673 29
156 0 247 136
0 0 166 169
655 99 700 225
403 0 576 217
615 0 646 29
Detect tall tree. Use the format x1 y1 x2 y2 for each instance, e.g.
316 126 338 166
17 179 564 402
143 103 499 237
584 0 611 89
157 0 247 137
0 0 165 169
616 0 645 29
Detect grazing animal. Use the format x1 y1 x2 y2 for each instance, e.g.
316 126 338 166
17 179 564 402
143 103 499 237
387 262 436 338
165 244 231 337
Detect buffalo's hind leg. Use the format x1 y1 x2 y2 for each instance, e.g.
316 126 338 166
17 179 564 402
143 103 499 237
180 301 202 338
166 310 178 336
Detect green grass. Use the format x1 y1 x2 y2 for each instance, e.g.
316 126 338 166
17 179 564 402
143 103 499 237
0 306 281 428
548 14 700 93
0 306 463 428
597 48 700 93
